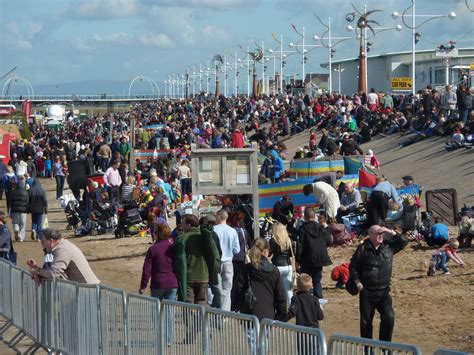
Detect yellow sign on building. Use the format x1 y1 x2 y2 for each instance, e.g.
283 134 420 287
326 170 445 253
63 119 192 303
390 77 413 90
470 62 474 70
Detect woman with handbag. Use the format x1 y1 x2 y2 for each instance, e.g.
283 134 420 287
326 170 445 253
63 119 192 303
233 238 287 321
269 222 295 306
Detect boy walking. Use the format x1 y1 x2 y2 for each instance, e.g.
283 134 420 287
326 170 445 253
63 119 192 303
286 273 324 355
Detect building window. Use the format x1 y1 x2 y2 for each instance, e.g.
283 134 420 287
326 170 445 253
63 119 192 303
429 67 432 84
434 67 445 85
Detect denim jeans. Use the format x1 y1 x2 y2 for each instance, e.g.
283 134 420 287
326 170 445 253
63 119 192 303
55 175 65 199
436 252 450 273
277 265 293 306
100 157 110 172
220 261 234 311
31 213 43 240
207 274 222 309
305 267 323 299
459 108 468 125
248 327 266 355
151 288 178 345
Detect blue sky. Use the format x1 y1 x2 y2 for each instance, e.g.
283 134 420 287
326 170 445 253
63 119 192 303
0 0 472 94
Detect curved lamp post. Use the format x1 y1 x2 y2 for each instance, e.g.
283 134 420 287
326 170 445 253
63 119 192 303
391 0 456 95
345 5 382 94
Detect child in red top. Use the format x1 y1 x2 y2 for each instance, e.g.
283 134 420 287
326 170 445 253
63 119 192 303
428 239 464 276
331 262 350 288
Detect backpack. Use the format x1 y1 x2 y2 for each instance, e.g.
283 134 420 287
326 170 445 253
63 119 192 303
7 176 16 192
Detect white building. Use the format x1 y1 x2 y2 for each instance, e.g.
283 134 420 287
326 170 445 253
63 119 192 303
321 48 474 94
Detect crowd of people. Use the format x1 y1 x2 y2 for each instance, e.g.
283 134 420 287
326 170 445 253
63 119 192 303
0 86 472 346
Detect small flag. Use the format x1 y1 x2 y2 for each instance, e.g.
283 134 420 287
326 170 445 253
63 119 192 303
291 24 298 32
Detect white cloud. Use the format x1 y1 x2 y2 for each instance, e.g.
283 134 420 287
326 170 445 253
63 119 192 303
74 0 137 19
92 32 129 44
202 25 231 43
137 32 173 47
2 21 43 50
72 38 93 52
72 30 172 52
141 0 259 10
149 7 196 45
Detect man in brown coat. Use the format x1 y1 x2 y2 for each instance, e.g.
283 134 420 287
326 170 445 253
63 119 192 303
27 229 100 284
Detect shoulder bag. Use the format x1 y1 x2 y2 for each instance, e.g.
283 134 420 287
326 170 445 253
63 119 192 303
238 267 257 313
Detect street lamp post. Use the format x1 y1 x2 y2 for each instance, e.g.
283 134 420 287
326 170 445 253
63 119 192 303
289 25 323 86
334 64 345 94
246 47 250 96
314 15 356 94
345 6 383 94
265 55 277 95
392 0 456 95
260 42 266 95
270 34 298 94
346 23 402 90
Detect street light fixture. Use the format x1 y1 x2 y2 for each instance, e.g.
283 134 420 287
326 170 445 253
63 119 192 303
269 34 298 94
391 0 456 95
347 22 402 91
314 15 357 94
345 5 383 94
289 25 324 85
333 64 346 94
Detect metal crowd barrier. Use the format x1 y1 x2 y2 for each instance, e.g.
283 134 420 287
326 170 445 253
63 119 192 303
327 333 422 355
161 299 205 355
260 319 327 355
433 350 470 355
204 308 260 355
38 280 55 350
21 271 40 352
127 293 160 355
54 279 79 353
8 265 24 348
100 285 128 355
0 259 469 355
0 260 12 339
77 284 101 355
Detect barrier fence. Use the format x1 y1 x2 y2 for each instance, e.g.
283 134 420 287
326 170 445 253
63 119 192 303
328 333 422 355
0 259 467 355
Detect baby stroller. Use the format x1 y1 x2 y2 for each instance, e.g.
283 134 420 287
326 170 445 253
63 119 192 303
65 201 82 230
60 194 82 230
75 200 117 236
417 211 434 242
115 201 145 238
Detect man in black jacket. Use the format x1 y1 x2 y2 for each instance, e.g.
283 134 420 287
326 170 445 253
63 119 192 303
349 225 408 342
296 207 333 299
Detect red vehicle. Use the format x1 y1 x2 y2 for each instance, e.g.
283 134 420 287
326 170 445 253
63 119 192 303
0 104 16 116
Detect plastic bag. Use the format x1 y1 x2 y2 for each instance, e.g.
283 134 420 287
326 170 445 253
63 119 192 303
42 215 49 229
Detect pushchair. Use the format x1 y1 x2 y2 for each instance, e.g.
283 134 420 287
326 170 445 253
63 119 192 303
60 194 82 230
114 201 146 238
75 200 117 236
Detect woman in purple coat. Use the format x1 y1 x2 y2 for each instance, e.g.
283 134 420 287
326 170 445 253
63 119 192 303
139 224 178 345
